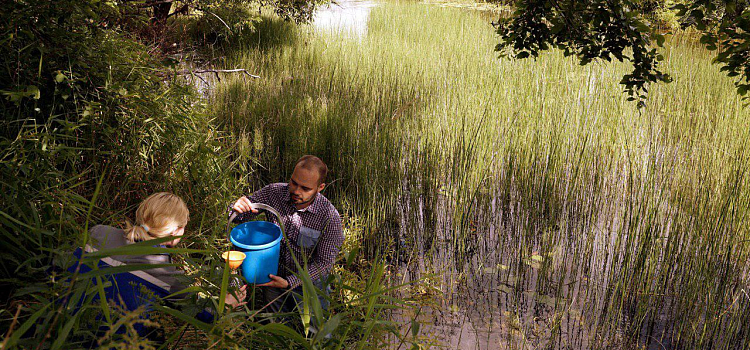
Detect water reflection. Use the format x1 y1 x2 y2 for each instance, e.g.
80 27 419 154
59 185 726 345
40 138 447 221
391 189 652 349
305 1 750 349
313 0 377 38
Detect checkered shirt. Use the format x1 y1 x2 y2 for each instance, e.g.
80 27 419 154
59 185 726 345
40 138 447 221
232 183 344 289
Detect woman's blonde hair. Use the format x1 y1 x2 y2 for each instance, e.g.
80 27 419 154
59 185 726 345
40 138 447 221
124 192 189 243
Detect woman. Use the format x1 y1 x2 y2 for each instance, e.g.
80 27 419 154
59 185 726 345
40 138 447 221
88 192 246 308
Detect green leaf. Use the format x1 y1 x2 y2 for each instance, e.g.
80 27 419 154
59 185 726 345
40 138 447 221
5 303 51 347
94 274 112 324
635 22 649 33
163 285 206 300
50 307 81 350
26 85 40 99
217 257 230 314
345 246 359 269
151 304 212 333
411 319 420 338
258 323 312 349
690 9 704 20
655 34 665 47
315 313 342 343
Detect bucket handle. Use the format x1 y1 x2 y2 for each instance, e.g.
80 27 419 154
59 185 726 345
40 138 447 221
227 202 285 242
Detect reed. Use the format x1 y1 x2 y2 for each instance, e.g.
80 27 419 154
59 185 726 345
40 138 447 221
209 2 750 348
0 3 420 348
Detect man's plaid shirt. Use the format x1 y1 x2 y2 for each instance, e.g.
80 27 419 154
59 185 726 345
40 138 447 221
232 183 344 289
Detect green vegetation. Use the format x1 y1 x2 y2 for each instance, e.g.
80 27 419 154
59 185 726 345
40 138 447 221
496 0 750 103
211 2 750 348
2 0 750 348
0 0 421 348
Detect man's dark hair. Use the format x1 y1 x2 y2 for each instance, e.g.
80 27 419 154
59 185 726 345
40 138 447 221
295 155 328 184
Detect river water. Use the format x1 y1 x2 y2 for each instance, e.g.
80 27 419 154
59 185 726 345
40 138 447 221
314 0 377 38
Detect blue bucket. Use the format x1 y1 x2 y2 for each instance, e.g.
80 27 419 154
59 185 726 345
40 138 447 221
229 220 283 284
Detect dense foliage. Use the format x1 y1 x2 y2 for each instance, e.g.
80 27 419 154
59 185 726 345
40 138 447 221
675 0 750 96
3 0 749 348
495 0 750 104
0 0 417 348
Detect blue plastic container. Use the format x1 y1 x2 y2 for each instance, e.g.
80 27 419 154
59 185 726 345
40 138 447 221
229 221 283 284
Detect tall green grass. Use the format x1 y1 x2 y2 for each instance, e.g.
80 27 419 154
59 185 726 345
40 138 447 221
210 1 750 348
0 1 424 347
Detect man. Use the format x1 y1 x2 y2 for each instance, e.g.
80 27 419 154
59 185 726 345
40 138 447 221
231 155 344 313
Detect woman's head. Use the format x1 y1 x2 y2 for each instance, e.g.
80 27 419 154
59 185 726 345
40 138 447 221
124 192 189 246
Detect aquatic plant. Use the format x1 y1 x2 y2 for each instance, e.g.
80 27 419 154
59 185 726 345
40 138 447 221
210 3 750 348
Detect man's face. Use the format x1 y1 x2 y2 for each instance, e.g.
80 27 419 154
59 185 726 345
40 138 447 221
288 165 325 208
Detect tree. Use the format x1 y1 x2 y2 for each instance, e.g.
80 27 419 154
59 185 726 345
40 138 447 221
144 0 327 30
495 0 750 105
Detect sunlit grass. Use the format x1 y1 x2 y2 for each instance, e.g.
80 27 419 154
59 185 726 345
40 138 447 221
210 1 750 348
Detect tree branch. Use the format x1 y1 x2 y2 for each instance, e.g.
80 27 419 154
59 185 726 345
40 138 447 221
173 69 261 83
138 0 174 8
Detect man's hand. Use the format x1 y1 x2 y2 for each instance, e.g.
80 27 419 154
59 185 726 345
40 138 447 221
225 284 247 309
233 196 259 214
258 274 289 289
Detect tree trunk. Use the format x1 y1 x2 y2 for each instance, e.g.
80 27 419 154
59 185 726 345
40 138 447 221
152 1 172 26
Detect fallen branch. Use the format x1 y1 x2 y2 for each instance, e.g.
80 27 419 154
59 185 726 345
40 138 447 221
188 71 208 86
175 69 261 82
202 8 231 31
196 69 260 78
183 69 260 78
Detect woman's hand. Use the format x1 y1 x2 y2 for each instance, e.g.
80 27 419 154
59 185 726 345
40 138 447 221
225 284 247 309
233 196 259 214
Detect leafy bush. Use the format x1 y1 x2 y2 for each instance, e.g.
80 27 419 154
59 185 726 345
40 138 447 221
176 2 261 46
0 0 422 348
0 0 222 270
631 0 682 29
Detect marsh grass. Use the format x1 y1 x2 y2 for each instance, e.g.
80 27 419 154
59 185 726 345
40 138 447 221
0 3 422 347
210 1 750 348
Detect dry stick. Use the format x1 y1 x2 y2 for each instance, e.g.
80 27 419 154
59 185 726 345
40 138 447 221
168 325 189 350
188 72 208 86
195 69 261 79
1 304 23 348
202 9 231 31
394 306 422 350
710 288 750 322
175 69 261 83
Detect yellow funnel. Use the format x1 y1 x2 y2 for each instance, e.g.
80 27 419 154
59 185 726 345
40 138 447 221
221 251 246 270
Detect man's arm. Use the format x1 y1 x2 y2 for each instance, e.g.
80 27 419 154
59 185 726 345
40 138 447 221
286 212 344 289
229 185 274 223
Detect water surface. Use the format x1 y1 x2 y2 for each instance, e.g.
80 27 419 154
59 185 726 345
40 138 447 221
297 2 750 348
